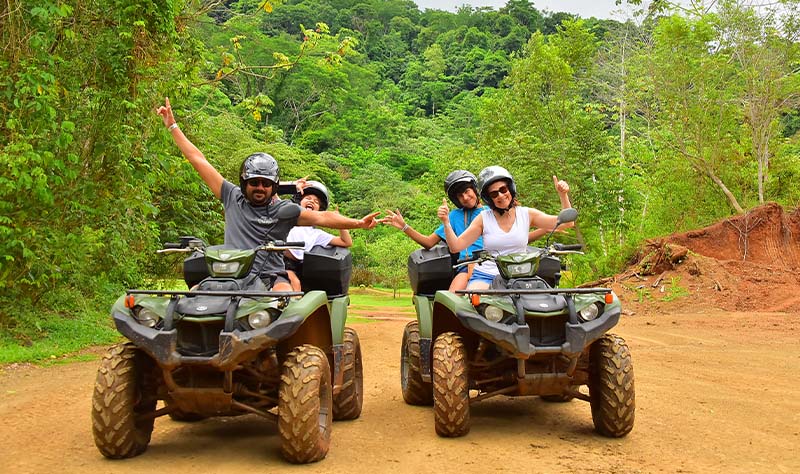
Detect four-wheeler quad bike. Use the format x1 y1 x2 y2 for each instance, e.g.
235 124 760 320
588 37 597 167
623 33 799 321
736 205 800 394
401 208 635 438
92 235 363 464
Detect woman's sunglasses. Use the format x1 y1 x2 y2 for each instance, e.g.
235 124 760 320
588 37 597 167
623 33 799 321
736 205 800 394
488 185 509 199
247 178 275 188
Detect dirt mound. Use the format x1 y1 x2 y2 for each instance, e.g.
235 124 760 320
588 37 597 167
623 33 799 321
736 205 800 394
610 203 800 313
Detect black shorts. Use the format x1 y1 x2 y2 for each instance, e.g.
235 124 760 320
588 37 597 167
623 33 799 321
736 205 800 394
260 273 291 288
284 257 303 275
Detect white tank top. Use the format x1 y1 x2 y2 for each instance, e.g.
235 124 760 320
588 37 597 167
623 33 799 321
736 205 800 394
475 206 530 277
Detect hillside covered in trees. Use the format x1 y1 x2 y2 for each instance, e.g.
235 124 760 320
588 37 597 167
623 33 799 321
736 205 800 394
1 0 799 348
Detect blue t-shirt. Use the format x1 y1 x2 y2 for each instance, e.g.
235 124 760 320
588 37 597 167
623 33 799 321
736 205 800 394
435 207 485 259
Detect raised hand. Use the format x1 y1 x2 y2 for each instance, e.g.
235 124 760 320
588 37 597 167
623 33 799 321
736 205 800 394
378 209 406 229
295 176 310 194
156 97 176 128
553 175 569 195
360 211 381 229
437 198 450 224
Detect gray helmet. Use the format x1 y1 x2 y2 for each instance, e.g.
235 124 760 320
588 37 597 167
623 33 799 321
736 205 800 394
478 165 517 208
239 152 279 193
444 170 478 208
294 180 330 211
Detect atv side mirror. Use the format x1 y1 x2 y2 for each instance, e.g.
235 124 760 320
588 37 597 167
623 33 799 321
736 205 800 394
545 208 578 246
277 181 298 196
275 202 302 220
556 208 578 226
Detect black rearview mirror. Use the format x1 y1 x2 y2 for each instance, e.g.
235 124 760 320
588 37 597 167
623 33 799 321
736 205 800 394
276 203 302 220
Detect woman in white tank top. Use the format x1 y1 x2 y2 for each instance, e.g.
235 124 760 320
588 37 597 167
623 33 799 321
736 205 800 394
438 166 573 289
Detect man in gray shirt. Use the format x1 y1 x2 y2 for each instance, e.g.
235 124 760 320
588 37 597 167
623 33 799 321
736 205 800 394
157 98 378 291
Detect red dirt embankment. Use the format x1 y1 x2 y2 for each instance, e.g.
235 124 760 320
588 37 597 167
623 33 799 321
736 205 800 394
611 203 800 312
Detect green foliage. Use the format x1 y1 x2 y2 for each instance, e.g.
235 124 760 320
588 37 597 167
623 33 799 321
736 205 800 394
661 276 690 302
3 0 800 361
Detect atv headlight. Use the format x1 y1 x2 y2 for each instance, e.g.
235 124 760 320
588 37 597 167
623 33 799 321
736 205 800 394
578 303 602 322
505 262 532 277
212 261 241 275
134 307 160 328
247 310 273 329
483 305 505 323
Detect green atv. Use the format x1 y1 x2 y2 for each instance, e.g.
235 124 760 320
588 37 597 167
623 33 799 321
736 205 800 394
92 237 363 464
401 209 634 438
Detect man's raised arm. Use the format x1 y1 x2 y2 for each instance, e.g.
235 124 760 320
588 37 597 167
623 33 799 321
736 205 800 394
157 97 224 199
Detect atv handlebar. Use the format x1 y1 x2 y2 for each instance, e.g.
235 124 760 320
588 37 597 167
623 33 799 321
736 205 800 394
453 243 583 269
554 243 583 251
158 240 306 254
256 241 306 251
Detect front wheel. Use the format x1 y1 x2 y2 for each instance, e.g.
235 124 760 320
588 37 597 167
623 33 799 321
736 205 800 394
401 321 433 406
589 334 635 437
432 332 470 437
278 345 332 464
91 343 157 459
333 327 363 420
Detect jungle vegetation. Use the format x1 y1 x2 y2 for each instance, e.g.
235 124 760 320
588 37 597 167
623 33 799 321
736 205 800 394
1 0 798 351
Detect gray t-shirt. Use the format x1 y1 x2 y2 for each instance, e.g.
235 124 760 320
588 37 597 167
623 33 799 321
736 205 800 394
220 180 301 277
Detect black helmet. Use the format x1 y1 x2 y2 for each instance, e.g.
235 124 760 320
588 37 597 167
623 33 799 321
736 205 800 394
444 170 478 208
478 165 517 209
294 180 330 211
239 152 279 193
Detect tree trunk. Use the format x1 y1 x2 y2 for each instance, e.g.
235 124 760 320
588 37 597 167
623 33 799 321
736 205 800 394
706 168 745 214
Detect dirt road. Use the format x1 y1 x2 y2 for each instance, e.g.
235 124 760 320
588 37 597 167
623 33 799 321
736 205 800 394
1 310 799 473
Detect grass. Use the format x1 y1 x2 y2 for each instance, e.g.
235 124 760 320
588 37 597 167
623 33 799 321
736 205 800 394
0 308 120 365
348 287 414 307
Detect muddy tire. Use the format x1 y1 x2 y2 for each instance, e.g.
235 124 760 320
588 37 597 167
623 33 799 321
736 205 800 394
278 345 332 464
589 334 635 437
401 321 433 406
432 332 470 437
333 327 363 420
91 343 157 459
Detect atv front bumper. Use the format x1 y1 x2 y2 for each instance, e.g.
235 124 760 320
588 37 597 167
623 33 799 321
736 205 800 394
452 305 621 358
112 310 306 370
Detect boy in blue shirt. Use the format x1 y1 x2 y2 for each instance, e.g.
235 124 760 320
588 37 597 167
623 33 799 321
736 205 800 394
381 170 485 291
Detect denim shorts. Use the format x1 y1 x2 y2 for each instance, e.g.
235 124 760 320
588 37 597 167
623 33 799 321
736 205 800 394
468 269 495 285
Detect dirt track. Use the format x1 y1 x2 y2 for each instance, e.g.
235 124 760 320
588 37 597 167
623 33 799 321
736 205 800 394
2 308 799 473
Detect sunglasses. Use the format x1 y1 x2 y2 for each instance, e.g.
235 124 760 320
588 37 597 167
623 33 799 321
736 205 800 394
488 185 510 199
247 178 275 188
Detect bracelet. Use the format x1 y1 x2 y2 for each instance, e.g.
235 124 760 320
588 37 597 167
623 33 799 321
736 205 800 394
168 123 179 131
401 223 409 232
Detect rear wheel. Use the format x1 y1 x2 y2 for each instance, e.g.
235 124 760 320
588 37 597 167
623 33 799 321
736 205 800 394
333 327 363 420
432 332 470 437
401 321 433 405
589 334 635 437
91 343 157 459
278 345 332 463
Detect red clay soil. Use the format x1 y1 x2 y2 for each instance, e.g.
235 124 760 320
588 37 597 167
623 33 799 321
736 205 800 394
608 202 800 313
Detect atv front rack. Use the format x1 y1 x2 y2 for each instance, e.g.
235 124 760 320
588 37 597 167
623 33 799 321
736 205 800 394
127 290 304 297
